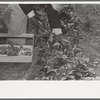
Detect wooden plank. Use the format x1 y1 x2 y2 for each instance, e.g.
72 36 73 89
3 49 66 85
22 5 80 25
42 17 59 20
0 33 34 38
0 56 32 63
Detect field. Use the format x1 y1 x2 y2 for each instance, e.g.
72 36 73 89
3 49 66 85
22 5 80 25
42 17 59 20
0 4 100 80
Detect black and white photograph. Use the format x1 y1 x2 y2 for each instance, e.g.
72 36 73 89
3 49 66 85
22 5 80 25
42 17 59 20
0 3 100 80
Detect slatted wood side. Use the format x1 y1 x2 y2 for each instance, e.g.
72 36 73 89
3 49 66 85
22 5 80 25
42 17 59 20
0 33 33 38
0 56 32 63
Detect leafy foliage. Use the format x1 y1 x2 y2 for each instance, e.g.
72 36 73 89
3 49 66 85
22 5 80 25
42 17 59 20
27 5 97 80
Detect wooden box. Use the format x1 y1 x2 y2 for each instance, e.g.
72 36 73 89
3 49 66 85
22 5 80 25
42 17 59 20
0 45 33 63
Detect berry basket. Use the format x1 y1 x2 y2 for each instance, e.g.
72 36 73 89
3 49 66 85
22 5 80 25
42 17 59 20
0 44 33 63
0 33 34 63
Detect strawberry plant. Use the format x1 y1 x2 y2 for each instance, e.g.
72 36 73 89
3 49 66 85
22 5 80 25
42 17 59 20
25 5 97 80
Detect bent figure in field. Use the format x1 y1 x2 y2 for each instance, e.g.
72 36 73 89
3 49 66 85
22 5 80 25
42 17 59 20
1 4 39 44
1 4 63 45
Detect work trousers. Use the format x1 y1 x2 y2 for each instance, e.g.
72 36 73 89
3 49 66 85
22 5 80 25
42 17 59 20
3 4 27 44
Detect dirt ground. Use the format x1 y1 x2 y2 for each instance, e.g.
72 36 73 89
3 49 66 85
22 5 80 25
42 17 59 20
0 63 31 80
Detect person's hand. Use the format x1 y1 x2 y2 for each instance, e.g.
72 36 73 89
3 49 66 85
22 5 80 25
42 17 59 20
55 34 70 46
30 16 41 28
52 28 65 45
56 34 63 42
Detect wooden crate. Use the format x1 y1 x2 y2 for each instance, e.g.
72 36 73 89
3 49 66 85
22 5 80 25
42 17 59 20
0 44 33 63
0 33 34 63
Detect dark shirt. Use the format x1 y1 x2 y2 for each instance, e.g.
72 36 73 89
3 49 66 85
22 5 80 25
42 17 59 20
46 4 61 28
19 4 33 15
19 4 61 29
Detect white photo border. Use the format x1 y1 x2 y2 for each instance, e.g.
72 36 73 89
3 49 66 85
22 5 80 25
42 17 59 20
0 1 100 98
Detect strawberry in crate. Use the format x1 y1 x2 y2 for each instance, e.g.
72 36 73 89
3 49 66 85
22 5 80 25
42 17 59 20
0 45 8 55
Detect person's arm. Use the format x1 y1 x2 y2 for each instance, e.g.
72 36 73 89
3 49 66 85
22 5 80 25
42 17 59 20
45 4 62 35
19 4 41 28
